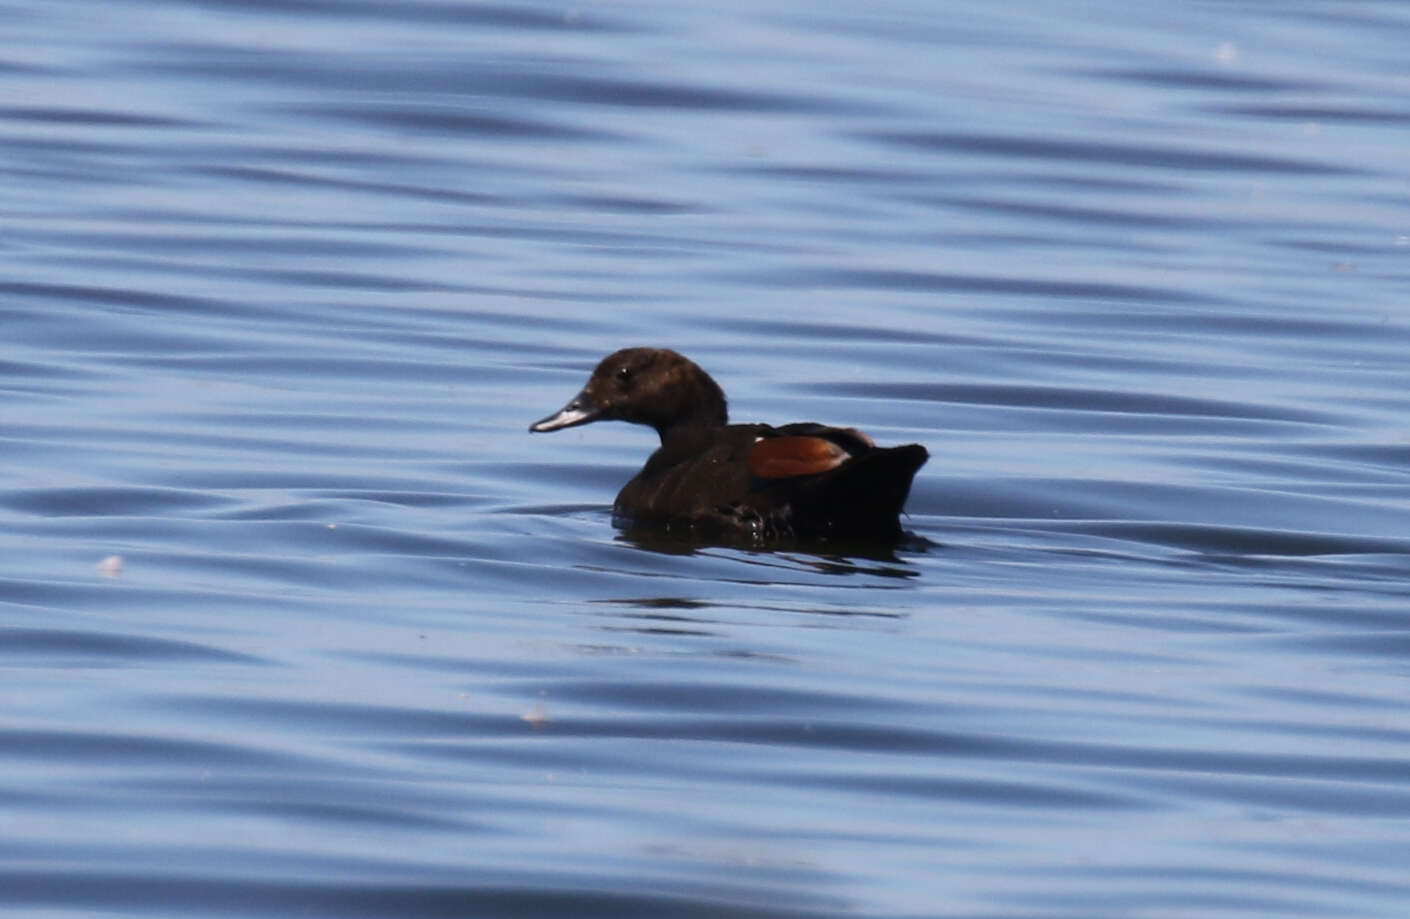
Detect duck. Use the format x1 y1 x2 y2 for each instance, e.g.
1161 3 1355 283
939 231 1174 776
530 348 928 542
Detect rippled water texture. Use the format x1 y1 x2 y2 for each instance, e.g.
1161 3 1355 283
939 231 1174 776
4 1 1410 916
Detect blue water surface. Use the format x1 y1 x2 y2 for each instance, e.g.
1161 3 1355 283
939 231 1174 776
3 1 1410 916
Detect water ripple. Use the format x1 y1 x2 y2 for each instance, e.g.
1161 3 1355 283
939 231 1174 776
866 129 1362 175
0 627 262 665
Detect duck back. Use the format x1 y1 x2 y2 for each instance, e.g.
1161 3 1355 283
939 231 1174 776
766 442 928 541
613 424 927 541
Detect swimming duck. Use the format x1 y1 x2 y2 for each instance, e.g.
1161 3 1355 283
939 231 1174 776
530 348 927 541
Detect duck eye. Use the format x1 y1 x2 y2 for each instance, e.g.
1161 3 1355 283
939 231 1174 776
615 366 632 384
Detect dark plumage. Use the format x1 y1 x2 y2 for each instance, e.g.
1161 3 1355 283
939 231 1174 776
530 348 927 541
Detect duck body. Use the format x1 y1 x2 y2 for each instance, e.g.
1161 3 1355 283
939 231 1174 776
531 348 927 542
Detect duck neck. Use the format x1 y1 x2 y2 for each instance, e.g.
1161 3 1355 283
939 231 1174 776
654 389 728 444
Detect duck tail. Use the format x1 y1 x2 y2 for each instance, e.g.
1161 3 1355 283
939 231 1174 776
802 443 929 539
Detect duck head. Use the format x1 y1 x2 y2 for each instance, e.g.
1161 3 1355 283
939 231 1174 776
530 348 728 441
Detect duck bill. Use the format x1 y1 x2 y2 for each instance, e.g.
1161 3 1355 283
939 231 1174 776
529 390 600 432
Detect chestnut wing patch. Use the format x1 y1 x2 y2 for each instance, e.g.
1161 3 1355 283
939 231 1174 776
747 435 853 480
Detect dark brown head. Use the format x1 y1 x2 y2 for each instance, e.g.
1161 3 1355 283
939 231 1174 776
529 348 728 441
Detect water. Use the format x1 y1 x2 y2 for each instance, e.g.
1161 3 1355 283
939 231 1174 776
4 0 1410 916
